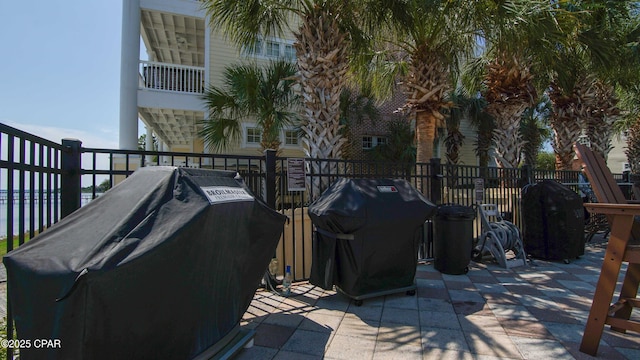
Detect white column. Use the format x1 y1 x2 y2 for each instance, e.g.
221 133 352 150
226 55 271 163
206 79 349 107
204 17 211 87
145 126 153 151
119 0 141 150
160 142 168 164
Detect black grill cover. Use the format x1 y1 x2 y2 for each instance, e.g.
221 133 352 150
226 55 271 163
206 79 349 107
521 180 585 260
308 178 436 297
3 167 286 360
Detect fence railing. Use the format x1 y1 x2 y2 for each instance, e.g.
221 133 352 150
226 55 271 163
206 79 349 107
2 122 635 359
0 123 65 359
139 60 205 94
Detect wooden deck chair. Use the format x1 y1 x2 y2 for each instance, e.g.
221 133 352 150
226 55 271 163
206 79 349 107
574 143 640 356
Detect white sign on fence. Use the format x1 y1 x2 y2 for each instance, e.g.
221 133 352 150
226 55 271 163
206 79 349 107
474 178 484 204
287 158 306 192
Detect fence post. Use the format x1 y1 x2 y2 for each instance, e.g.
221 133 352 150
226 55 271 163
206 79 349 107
430 158 443 205
264 149 277 209
520 164 533 187
61 138 82 218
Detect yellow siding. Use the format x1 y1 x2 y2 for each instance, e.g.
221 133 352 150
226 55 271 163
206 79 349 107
208 29 242 86
203 27 303 156
437 118 478 166
458 118 479 166
608 134 628 174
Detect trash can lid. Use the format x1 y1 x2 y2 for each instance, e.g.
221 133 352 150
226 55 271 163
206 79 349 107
436 204 475 220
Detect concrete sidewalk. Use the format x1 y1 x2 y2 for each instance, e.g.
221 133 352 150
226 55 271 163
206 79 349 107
237 241 640 359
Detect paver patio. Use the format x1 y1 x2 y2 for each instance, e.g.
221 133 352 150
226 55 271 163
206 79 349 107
237 237 640 360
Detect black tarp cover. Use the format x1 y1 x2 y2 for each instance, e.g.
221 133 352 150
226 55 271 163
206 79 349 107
3 167 286 360
521 180 585 260
308 178 436 297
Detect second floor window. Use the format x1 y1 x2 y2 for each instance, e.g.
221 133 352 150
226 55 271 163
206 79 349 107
266 41 280 57
246 127 262 144
244 37 296 61
284 130 299 146
362 136 387 150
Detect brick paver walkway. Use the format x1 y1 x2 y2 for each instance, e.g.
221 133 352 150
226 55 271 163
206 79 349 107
237 240 640 359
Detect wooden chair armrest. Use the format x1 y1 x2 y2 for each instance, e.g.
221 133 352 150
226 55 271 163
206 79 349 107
584 203 640 216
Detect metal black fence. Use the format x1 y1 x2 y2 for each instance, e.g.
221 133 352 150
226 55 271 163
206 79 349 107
0 122 633 359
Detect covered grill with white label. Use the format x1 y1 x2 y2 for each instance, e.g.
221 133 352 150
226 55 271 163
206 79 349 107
308 178 436 305
3 167 286 360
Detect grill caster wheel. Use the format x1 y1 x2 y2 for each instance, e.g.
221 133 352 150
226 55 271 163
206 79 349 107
406 290 416 296
354 299 363 307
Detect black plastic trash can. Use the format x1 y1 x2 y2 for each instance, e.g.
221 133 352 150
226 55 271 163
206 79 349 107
308 178 436 303
433 204 475 274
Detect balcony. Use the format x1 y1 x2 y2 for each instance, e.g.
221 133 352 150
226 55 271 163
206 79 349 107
139 60 205 94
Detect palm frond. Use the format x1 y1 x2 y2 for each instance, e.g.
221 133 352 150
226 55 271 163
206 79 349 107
199 117 243 153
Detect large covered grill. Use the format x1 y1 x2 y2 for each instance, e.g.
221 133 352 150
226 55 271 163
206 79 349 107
4 167 286 360
308 178 436 304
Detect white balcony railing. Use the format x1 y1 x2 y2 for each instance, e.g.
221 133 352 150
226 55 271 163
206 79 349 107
139 61 205 94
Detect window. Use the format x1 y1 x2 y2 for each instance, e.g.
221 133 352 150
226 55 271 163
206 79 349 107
243 39 263 57
284 44 296 61
246 127 262 144
266 41 280 57
284 130 299 146
362 136 387 150
362 136 373 149
243 37 295 61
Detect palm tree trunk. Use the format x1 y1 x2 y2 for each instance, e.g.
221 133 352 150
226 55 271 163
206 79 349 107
484 56 535 168
403 47 451 192
487 102 528 168
584 81 619 159
415 110 438 164
294 5 349 196
549 77 618 169
445 129 464 188
550 116 582 170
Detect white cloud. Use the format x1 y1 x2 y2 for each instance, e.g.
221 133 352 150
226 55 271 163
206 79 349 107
5 121 119 149
2 121 121 189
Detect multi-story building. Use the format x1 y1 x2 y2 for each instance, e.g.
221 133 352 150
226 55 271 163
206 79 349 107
118 0 478 167
119 0 305 163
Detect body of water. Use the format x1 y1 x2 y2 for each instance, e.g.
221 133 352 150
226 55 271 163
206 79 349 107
1 191 99 238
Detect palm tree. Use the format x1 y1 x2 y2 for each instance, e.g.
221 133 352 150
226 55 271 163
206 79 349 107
547 1 635 169
390 0 478 165
369 118 416 164
338 88 380 160
520 97 552 168
463 95 495 168
199 60 299 153
369 118 416 180
471 1 568 169
444 88 493 167
616 84 640 172
350 0 479 193
202 0 403 195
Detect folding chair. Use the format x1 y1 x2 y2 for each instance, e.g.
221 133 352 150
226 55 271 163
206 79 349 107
574 143 640 356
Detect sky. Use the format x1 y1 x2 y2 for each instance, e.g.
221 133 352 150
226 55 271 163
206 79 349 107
0 1 137 149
